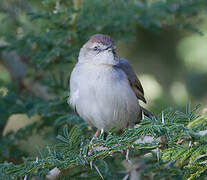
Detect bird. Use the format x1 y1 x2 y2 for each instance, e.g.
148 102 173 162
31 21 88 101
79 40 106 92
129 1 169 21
69 34 153 136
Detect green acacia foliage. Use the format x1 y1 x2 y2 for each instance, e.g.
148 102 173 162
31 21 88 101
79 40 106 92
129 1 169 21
0 0 207 179
1 106 207 179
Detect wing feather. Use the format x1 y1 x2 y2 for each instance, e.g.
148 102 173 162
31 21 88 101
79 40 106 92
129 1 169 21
115 58 146 103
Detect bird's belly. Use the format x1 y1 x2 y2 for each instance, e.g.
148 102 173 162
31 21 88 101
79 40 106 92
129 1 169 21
74 67 140 130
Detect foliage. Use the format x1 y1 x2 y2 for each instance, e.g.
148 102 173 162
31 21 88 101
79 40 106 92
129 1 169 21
0 105 207 179
0 0 207 179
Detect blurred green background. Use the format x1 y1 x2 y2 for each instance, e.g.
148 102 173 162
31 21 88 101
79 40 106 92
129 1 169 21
0 0 207 164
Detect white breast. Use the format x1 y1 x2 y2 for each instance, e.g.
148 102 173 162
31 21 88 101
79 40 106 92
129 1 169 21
69 63 140 130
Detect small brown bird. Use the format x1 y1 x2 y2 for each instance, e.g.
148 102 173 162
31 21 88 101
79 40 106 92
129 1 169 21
69 34 152 135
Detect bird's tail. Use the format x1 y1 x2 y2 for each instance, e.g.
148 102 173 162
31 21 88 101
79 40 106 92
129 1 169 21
140 106 154 120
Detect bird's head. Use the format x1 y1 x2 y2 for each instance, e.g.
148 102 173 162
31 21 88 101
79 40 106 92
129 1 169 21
78 34 118 65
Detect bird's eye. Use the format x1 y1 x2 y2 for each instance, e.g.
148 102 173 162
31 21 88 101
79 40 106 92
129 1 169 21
93 46 99 51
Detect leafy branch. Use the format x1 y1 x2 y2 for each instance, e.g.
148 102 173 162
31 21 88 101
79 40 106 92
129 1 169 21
0 105 206 179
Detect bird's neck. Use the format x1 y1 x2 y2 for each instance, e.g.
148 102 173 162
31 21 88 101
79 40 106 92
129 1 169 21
79 59 119 66
78 55 120 66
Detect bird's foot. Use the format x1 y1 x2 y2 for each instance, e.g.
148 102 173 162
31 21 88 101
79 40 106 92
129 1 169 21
88 129 104 156
89 129 104 144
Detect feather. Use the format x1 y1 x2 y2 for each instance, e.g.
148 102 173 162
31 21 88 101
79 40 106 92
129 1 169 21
115 58 147 103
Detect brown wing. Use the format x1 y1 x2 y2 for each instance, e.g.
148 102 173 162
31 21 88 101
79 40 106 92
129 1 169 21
115 58 146 103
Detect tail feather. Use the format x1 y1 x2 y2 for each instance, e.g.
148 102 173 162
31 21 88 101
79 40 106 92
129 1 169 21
140 106 154 120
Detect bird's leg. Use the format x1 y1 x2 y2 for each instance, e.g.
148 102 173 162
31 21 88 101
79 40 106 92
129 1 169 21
95 129 101 137
88 129 104 156
90 129 102 144
126 122 129 128
88 129 104 168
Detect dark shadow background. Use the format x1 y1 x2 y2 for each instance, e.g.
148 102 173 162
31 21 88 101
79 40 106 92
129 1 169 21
0 0 207 159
